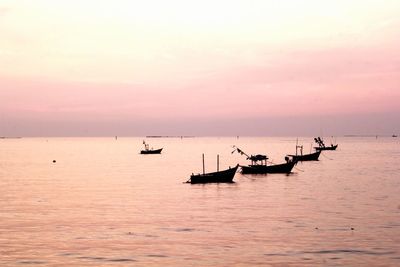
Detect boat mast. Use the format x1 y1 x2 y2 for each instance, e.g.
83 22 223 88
295 138 303 156
217 154 219 172
202 153 205 175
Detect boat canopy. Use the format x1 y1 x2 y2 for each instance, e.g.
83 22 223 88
248 154 268 161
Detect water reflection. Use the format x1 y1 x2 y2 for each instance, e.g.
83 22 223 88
0 137 399 266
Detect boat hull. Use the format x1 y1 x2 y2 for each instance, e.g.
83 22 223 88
189 165 238 184
314 144 338 151
288 151 321 161
240 161 296 174
140 148 163 154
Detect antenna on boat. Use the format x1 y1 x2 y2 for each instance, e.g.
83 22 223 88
231 145 250 159
217 154 219 172
202 153 205 175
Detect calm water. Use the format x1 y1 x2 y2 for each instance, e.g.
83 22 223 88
1 137 400 266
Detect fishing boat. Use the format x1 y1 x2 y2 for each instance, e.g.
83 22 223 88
314 137 338 151
314 144 338 151
232 146 296 174
241 160 296 174
289 150 320 161
140 141 163 154
187 154 238 184
287 143 321 162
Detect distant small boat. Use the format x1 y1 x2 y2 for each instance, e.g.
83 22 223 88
314 144 338 151
187 154 238 184
232 146 296 174
287 142 321 162
140 141 162 154
393 134 398 138
141 148 163 154
314 137 338 151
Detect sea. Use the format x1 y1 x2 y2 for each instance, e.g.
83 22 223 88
1 136 399 266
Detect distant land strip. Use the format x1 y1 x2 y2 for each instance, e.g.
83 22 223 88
146 136 195 138
344 135 397 137
0 136 22 139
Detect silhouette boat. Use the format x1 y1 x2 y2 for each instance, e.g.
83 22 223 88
314 137 338 151
232 146 296 174
187 154 238 184
288 142 320 162
140 141 163 154
289 150 320 161
315 144 338 151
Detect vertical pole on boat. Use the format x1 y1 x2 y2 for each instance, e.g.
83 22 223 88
295 138 298 156
217 154 219 172
202 153 205 175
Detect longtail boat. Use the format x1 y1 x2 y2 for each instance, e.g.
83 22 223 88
187 154 238 184
314 137 338 151
314 144 338 151
287 143 320 162
232 146 296 174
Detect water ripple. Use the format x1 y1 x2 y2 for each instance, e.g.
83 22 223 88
147 254 168 258
305 249 395 255
107 258 136 262
265 249 396 257
77 256 136 262
18 261 47 265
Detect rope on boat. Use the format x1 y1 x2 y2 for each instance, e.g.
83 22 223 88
321 153 334 160
240 173 256 180
237 167 255 179
294 166 305 172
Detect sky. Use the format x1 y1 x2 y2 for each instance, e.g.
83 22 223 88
1 0 399 136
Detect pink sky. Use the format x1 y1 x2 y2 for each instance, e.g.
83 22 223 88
1 0 399 136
